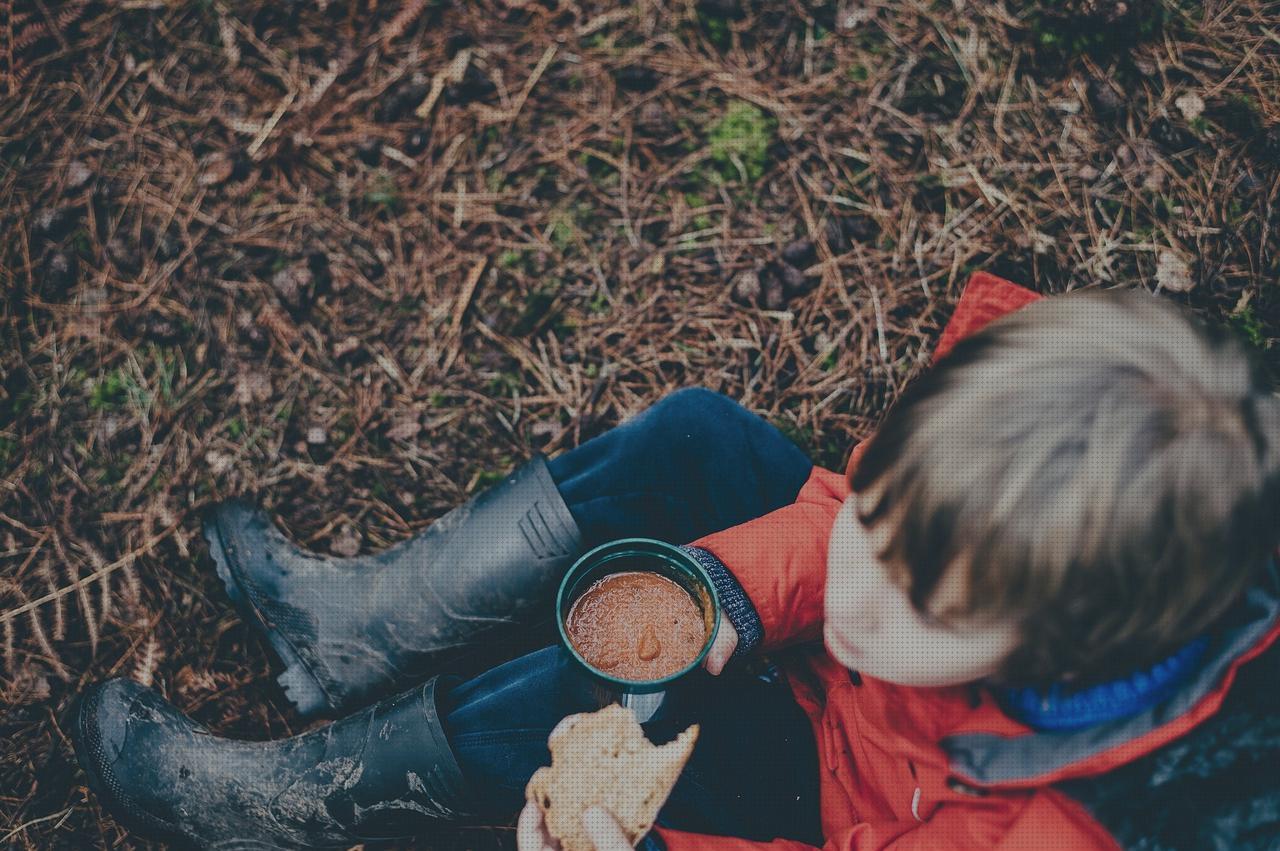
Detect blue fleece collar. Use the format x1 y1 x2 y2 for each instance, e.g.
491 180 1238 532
996 635 1212 732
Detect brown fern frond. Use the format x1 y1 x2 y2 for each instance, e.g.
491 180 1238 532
53 0 89 34
10 18 49 55
24 602 68 681
133 633 160 688
54 534 100 652
76 568 99 652
83 539 134 607
37 557 65 641
3 617 13 677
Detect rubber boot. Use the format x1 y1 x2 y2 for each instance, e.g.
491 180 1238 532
204 454 582 718
72 675 473 849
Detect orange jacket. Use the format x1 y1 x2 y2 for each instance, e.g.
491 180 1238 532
654 273 1280 851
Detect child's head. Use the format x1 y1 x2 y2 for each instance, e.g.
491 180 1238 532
824 288 1280 689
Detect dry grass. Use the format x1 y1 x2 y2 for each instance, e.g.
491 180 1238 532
1 0 1277 847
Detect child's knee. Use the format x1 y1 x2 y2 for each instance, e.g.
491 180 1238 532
651 387 745 438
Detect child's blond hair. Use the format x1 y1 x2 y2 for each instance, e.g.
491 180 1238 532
850 288 1280 686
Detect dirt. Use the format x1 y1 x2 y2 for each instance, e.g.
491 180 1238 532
2 0 1277 848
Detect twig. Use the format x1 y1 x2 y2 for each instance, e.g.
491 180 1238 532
0 521 181 626
506 45 558 126
440 258 489 375
247 91 297 159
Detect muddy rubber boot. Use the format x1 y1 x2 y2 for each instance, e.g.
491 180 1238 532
72 675 474 849
204 454 582 718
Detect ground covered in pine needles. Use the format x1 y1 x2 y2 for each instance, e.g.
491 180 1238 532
2 0 1278 847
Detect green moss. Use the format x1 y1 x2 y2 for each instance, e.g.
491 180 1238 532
707 101 777 184
90 370 130 411
486 371 523 396
1028 4 1167 59
148 345 180 404
587 292 610 315
72 228 92 256
1226 198 1246 225
498 250 527 269
8 386 34 419
549 212 576 250
846 64 869 82
771 416 814 453
96 457 128 486
697 11 731 50
511 288 558 336
578 151 617 185
473 468 508 490
1230 304 1268 351
684 192 714 230
225 417 244 439
365 171 400 211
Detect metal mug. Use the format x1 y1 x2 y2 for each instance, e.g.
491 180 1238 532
555 537 721 722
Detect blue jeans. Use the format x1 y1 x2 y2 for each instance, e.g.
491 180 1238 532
441 388 824 843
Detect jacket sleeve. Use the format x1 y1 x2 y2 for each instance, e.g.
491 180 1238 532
652 790 1119 851
683 465 849 653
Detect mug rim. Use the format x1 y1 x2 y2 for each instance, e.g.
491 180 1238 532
555 537 722 692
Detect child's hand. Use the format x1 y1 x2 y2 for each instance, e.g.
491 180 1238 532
702 619 738 675
517 799 634 851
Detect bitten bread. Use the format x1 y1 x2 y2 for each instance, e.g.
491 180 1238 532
526 704 699 851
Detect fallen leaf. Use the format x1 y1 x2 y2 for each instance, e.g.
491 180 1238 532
1174 93 1205 123
331 524 361 557
198 152 235 186
205 449 234 475
66 160 93 189
731 269 761 306
271 261 315 312
234 370 273 405
1155 250 1194 293
333 336 362 359
386 416 421 441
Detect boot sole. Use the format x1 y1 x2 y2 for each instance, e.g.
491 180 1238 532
203 512 334 719
70 683 191 845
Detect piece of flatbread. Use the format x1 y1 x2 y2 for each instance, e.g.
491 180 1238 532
526 704 699 851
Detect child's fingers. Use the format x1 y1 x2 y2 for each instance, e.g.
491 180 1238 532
517 800 556 851
516 800 542 850
702 620 739 676
582 806 634 851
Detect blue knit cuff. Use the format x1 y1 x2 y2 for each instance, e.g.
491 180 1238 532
679 544 764 657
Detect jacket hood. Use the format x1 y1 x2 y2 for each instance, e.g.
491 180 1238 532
941 558 1280 788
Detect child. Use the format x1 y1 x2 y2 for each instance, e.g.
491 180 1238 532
72 274 1280 850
